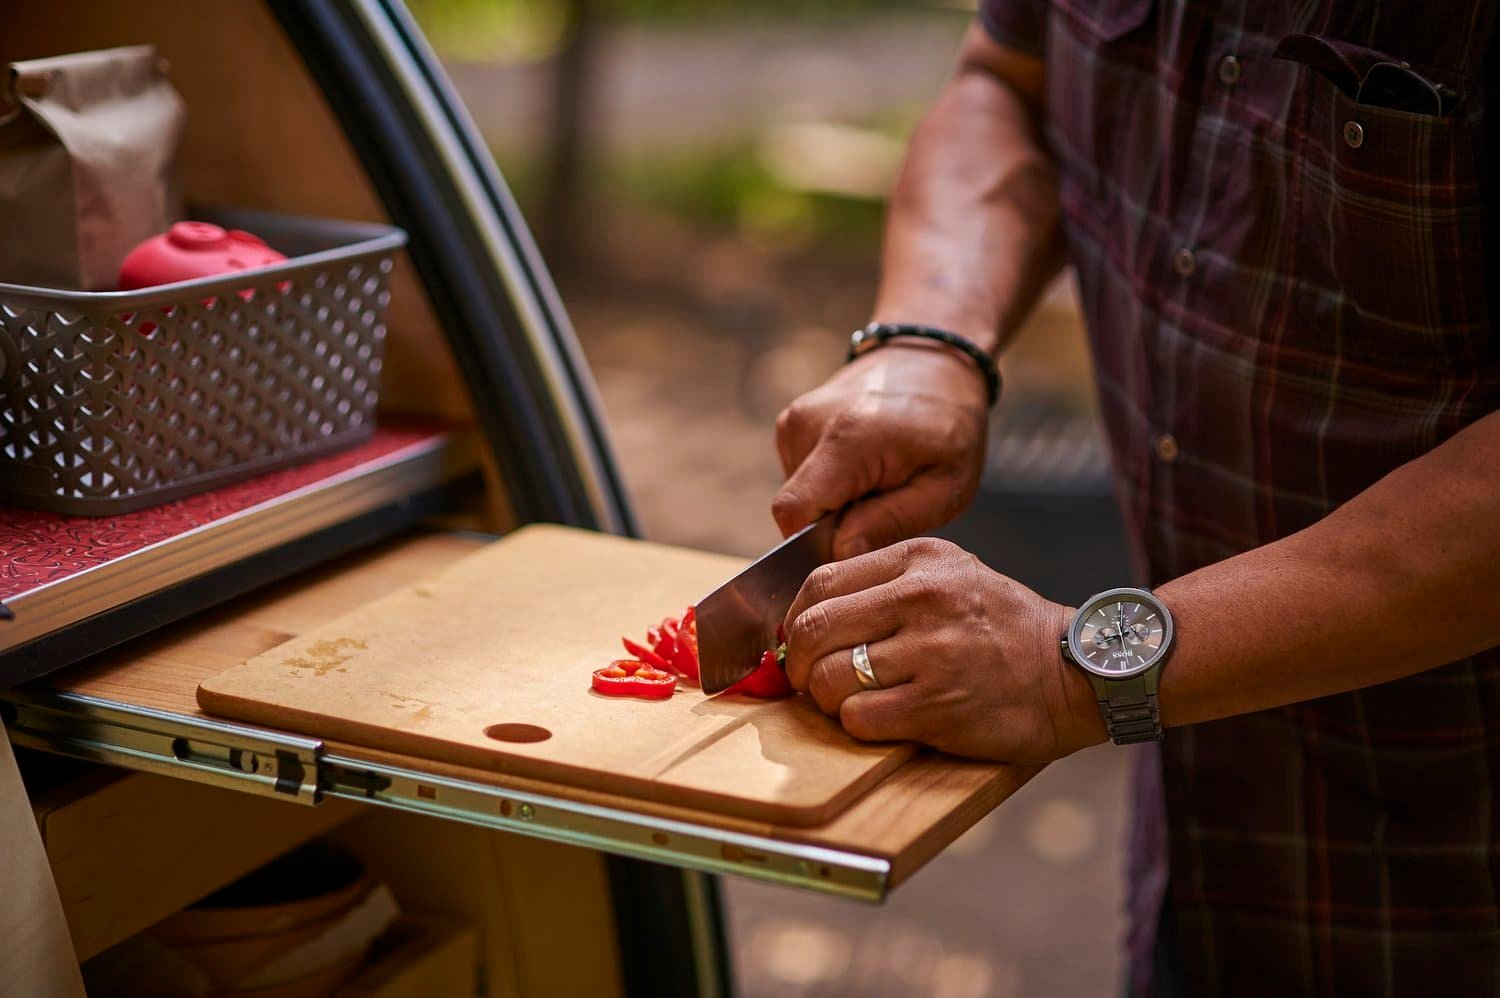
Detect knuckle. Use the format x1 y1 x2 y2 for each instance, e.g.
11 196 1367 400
903 568 944 603
825 408 867 444
891 537 926 564
799 603 833 648
899 536 951 563
922 536 962 558
803 564 837 605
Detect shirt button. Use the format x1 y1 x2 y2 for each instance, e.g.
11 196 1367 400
1217 54 1242 86
1155 434 1181 462
1343 121 1364 148
1173 247 1196 277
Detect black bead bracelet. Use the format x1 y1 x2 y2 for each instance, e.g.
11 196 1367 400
846 321 1001 407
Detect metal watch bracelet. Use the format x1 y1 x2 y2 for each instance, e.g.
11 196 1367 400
1098 674 1162 745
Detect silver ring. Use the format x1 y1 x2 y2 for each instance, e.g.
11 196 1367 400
851 643 881 691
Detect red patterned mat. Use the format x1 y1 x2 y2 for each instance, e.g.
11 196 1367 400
0 425 450 600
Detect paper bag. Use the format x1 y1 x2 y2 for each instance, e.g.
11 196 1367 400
0 45 186 290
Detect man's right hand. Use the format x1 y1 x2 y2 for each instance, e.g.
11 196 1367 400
772 341 989 559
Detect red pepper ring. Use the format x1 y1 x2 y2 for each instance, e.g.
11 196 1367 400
592 660 677 699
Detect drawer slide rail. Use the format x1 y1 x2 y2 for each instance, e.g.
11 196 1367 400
4 690 321 802
3 689 890 901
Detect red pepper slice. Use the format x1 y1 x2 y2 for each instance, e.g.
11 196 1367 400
672 627 699 680
725 647 794 699
655 619 681 667
622 636 676 674
666 610 699 680
592 660 677 699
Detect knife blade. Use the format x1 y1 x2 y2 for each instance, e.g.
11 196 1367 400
695 515 837 694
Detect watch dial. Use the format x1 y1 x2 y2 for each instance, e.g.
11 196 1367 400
1074 596 1167 676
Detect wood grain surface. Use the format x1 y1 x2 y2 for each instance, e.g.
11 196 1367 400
0 721 86 996
40 531 1036 884
198 526 916 826
32 771 360 961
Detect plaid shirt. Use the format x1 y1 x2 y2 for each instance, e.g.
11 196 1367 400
980 1 1500 994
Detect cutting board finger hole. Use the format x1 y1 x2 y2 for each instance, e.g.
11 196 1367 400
484 723 552 744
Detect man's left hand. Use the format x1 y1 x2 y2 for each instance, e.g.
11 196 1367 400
782 537 1105 763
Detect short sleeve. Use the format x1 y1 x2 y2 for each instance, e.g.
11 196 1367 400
979 0 1048 58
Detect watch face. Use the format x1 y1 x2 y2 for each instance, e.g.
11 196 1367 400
1067 589 1173 679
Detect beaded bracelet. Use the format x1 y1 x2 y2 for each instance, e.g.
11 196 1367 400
846 321 1001 407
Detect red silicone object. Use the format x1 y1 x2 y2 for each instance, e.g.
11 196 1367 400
118 221 287 290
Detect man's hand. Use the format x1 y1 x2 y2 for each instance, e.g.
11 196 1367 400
772 345 989 560
781 536 1105 763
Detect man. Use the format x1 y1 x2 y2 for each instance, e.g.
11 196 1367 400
772 2 1499 994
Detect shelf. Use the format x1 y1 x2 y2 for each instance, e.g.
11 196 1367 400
0 424 481 684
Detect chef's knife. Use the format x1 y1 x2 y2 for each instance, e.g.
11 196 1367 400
695 515 837 694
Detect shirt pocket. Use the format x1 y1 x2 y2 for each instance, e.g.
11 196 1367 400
1293 53 1487 379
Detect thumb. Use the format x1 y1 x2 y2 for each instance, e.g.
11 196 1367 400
833 470 965 558
771 428 878 537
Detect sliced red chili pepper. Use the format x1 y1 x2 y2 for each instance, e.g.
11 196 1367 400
592 660 677 699
724 647 794 699
622 636 675 674
655 619 680 665
671 629 699 680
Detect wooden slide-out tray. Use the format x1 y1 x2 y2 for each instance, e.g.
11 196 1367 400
31 532 1036 895
198 526 918 826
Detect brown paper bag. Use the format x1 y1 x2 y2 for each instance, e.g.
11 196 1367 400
0 45 185 290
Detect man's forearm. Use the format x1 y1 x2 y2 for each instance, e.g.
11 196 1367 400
872 24 1064 356
1152 411 1500 727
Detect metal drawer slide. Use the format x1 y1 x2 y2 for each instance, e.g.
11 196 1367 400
3 688 891 902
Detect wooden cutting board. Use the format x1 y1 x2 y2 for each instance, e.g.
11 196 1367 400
198 526 915 826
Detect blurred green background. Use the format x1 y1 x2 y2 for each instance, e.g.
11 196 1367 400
407 0 958 260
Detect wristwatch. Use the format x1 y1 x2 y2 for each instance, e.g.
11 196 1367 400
1059 587 1175 745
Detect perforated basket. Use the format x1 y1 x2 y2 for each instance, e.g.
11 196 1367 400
0 208 406 515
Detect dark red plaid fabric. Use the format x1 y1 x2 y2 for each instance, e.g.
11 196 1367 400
980 1 1500 994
